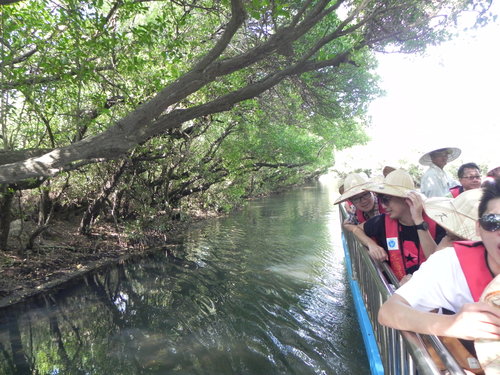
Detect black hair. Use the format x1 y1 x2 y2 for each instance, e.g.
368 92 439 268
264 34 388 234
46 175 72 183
457 162 480 178
478 177 500 217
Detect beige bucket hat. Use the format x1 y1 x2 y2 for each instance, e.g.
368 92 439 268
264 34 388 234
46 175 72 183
363 169 415 198
423 188 483 241
419 147 461 166
334 172 370 204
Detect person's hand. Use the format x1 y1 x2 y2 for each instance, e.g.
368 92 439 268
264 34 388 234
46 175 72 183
444 302 500 340
406 191 425 224
367 242 388 262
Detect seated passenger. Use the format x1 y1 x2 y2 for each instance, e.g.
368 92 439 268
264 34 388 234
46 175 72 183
378 178 500 342
360 169 446 280
335 173 385 224
335 173 388 262
424 189 483 250
449 162 482 197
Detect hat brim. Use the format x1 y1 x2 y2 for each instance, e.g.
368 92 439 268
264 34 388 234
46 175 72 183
334 182 371 204
424 198 480 241
419 147 461 166
363 182 413 198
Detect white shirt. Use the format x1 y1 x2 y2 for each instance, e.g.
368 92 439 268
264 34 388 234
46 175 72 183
420 163 459 198
395 248 472 313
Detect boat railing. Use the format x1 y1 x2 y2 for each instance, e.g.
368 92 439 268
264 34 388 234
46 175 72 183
340 207 467 375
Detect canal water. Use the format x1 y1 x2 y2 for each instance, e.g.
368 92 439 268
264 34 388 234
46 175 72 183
0 181 369 374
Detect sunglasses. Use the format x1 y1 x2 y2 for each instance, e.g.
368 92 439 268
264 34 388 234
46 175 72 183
478 214 500 232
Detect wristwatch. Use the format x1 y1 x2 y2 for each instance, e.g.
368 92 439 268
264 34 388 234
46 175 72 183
415 221 429 231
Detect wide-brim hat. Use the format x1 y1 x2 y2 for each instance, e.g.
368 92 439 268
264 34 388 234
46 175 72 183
363 168 415 198
334 172 370 204
419 147 461 166
423 188 483 241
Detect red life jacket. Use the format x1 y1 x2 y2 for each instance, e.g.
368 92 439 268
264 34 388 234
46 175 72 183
454 241 493 302
449 185 464 198
355 201 386 224
345 200 355 214
384 214 437 281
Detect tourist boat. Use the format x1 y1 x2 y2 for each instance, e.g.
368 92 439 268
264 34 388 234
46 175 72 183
339 206 472 375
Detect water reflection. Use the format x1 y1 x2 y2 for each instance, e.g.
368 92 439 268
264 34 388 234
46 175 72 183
0 183 369 374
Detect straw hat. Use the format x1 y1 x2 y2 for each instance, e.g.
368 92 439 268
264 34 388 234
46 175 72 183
419 147 461 166
363 169 415 198
423 188 483 241
334 172 370 204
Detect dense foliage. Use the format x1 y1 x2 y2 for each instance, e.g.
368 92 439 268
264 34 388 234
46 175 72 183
0 0 493 250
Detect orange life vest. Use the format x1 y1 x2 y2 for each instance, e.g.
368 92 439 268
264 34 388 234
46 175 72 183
454 241 493 302
384 214 437 281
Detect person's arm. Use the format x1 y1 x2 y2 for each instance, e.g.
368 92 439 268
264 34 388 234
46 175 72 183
420 171 431 197
378 294 500 340
344 222 388 262
406 191 438 258
436 234 454 251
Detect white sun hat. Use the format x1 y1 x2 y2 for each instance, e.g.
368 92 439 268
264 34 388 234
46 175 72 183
423 188 483 241
418 147 461 166
334 172 371 204
364 169 416 198
418 147 462 165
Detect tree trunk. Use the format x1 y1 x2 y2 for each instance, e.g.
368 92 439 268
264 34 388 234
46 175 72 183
79 161 127 235
0 185 14 250
38 182 52 225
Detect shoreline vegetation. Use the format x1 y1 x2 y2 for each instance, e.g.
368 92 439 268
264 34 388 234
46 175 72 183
0 187 289 310
0 215 202 310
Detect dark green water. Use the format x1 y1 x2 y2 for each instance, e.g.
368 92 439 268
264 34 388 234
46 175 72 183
0 182 369 374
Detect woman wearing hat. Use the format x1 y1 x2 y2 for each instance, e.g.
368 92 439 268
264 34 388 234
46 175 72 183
335 173 385 224
420 147 461 198
360 169 446 281
335 173 388 262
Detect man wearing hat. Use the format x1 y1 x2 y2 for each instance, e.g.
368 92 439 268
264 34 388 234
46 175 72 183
419 147 461 198
360 169 446 280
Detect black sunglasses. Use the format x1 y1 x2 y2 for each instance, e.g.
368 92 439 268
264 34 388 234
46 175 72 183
478 214 500 232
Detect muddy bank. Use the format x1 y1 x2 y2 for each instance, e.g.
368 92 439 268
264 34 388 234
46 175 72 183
0 218 192 309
